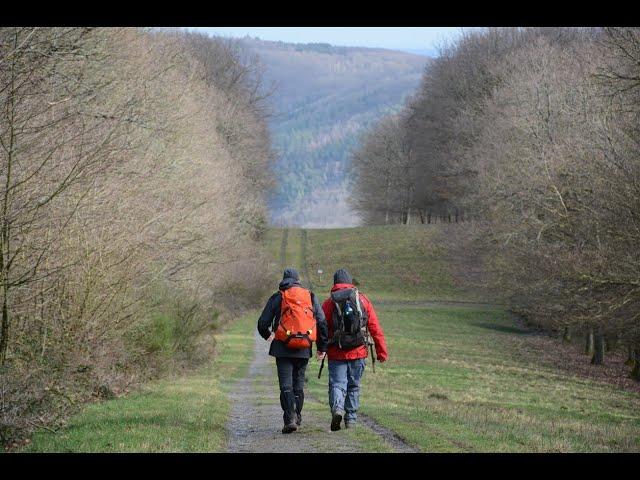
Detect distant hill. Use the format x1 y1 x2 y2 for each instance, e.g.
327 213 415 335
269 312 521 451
399 47 437 57
239 38 428 227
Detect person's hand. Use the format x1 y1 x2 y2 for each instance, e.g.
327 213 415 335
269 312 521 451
377 357 386 363
267 333 275 342
316 351 326 361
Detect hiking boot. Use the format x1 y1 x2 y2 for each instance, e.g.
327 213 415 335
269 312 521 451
282 422 298 434
296 413 302 426
344 421 355 429
330 411 343 431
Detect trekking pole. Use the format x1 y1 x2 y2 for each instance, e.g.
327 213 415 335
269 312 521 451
318 355 325 379
370 343 376 373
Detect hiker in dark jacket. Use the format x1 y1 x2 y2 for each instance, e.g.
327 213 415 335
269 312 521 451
322 268 387 431
257 267 328 433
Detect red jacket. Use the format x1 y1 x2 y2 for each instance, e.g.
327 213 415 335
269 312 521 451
321 283 388 361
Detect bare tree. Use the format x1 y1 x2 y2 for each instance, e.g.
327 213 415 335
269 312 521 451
0 27 275 443
348 26 640 378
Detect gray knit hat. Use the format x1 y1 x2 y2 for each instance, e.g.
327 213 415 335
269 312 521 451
283 267 300 281
333 268 352 285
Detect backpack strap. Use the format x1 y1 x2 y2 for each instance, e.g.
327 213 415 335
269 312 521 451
355 291 373 348
333 299 342 318
354 289 363 317
329 299 343 348
272 291 283 332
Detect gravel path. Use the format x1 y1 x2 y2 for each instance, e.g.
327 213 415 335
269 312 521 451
225 330 420 452
226 331 365 452
225 228 420 452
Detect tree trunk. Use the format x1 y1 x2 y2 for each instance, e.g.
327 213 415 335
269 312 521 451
631 349 640 381
562 326 571 343
427 211 431 224
625 345 635 366
0 287 8 366
585 329 594 356
591 332 605 365
0 37 15 367
418 208 424 224
385 209 389 225
605 333 617 352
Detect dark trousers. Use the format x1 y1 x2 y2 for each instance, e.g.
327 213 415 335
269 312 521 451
275 357 309 425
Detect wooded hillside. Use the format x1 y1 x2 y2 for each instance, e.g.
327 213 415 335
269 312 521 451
240 37 427 227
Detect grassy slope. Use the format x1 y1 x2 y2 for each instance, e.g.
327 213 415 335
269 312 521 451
304 225 463 301
23 313 256 453
297 225 640 452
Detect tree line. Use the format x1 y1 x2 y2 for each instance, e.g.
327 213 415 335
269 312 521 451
0 27 274 444
350 27 640 379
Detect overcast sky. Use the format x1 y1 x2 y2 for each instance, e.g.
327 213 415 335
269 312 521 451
186 27 481 52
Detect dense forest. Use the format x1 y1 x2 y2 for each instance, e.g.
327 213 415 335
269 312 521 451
0 28 274 443
350 27 640 379
239 38 427 227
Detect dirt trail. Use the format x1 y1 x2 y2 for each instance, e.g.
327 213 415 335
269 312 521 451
356 414 421 453
225 228 420 453
279 228 289 267
226 331 367 452
226 330 421 452
300 229 314 290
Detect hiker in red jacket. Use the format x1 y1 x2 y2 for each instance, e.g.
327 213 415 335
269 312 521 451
322 268 387 431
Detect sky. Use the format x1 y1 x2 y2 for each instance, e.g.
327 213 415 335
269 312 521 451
186 27 480 54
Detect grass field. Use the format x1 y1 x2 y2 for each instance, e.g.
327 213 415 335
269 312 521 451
23 313 256 452
303 225 464 301
286 226 640 452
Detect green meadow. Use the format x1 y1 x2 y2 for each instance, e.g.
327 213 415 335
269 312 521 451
295 227 640 452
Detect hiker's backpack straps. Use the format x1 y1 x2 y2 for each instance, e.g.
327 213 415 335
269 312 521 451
331 296 343 348
271 292 280 333
354 289 362 315
354 289 368 323
275 286 316 350
333 298 343 319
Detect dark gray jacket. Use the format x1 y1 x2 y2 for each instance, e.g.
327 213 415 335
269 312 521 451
257 278 328 358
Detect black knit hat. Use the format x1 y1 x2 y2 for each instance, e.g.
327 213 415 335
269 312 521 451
283 267 300 281
333 268 352 285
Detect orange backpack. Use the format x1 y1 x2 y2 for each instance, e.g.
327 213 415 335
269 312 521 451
276 286 317 349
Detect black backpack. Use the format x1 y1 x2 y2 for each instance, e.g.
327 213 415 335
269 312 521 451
329 287 369 349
